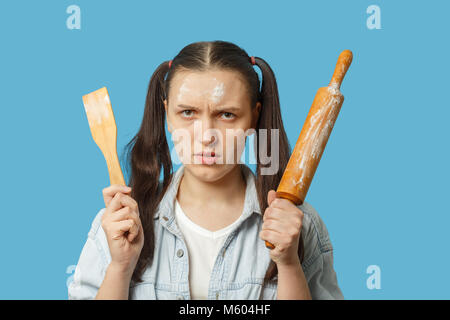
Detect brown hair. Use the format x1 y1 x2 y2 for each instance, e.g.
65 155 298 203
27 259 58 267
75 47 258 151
123 40 304 283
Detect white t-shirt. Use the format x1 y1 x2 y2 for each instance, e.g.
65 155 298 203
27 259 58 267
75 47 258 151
174 199 244 300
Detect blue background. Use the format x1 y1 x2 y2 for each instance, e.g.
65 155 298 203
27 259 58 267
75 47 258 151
0 0 448 299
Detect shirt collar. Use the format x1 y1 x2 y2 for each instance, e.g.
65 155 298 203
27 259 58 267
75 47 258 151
155 163 262 221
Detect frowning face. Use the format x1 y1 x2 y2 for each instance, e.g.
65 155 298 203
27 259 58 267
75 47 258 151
164 69 261 182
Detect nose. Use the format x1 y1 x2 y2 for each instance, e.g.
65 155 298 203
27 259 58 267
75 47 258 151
195 118 217 147
203 133 215 145
202 123 217 146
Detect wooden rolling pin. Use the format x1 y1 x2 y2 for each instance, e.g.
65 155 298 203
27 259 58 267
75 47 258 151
265 50 353 250
82 87 126 186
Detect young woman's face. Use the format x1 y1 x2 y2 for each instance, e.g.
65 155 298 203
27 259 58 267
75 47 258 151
164 69 261 182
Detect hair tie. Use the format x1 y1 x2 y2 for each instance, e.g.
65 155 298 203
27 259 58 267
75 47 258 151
168 60 173 68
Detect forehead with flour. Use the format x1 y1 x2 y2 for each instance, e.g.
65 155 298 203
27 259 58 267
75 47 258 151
168 69 251 109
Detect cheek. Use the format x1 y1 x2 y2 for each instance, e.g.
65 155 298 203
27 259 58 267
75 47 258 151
168 112 184 127
222 129 248 161
170 126 194 163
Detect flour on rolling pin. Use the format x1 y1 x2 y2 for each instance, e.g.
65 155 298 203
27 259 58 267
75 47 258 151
294 85 343 189
276 50 352 205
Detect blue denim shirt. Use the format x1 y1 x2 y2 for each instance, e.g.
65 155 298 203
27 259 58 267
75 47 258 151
68 164 344 300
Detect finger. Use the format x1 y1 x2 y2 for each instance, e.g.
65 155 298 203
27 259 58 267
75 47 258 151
263 206 284 221
269 197 293 210
104 190 132 209
103 184 132 196
267 190 277 206
111 219 137 240
259 229 282 247
105 192 124 216
104 189 132 209
103 185 132 207
126 220 140 242
107 191 136 214
127 223 140 243
117 194 139 215
110 206 141 227
262 218 290 234
267 218 299 238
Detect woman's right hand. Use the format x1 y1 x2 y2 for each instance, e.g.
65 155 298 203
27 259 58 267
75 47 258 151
101 185 144 278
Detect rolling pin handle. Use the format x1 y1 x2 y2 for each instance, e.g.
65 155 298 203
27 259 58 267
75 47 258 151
265 241 275 250
263 192 303 250
329 49 353 89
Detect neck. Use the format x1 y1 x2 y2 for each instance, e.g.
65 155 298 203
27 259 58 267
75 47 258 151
178 165 246 207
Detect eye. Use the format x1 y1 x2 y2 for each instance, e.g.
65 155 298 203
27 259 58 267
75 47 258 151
181 110 194 118
221 112 236 120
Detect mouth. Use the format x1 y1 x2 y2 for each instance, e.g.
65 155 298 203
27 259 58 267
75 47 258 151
193 151 219 165
195 151 217 157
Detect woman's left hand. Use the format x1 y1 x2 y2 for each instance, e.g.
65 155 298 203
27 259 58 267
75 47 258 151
259 190 304 267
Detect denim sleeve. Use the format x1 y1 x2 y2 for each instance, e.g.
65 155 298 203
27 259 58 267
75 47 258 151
68 208 109 300
299 202 344 300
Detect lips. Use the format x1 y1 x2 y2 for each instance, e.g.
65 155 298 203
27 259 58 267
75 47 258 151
194 151 217 157
193 151 219 165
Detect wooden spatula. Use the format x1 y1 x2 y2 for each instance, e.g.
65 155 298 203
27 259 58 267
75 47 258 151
82 87 126 186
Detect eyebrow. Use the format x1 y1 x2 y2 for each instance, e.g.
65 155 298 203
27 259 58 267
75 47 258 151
176 104 241 112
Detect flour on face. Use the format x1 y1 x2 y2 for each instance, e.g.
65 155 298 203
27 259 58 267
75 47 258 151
176 77 226 105
210 80 225 103
177 80 192 102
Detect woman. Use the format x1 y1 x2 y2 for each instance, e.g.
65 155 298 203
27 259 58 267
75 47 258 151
68 40 344 300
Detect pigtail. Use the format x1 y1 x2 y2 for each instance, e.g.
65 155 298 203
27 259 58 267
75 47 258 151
123 60 174 283
252 57 305 281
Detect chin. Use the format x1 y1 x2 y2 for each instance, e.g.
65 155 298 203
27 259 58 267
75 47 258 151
183 163 236 183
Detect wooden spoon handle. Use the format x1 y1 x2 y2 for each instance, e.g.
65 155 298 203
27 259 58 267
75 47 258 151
105 147 126 186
